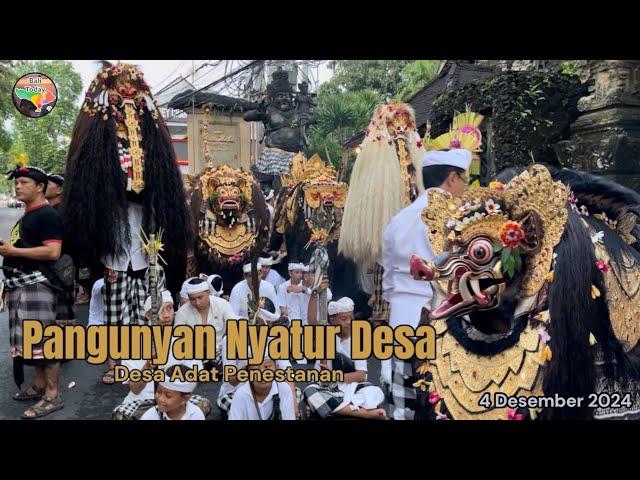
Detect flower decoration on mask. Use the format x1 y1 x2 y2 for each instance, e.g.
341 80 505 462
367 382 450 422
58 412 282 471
418 165 570 321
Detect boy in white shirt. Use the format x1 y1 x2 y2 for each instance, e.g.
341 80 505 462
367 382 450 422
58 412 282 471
228 355 296 421
111 291 210 420
229 262 279 319
303 297 387 420
140 364 205 421
214 302 300 419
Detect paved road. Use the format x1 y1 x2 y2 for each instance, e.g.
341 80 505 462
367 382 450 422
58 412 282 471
0 206 382 419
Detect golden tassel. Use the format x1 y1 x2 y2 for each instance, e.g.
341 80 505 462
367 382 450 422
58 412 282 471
395 137 412 206
124 102 144 193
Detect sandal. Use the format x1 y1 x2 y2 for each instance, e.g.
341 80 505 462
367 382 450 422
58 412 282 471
21 395 64 419
13 386 45 401
102 369 116 384
75 293 90 305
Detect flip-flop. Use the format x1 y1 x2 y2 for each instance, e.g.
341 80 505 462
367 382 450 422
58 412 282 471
13 386 44 401
101 369 116 384
21 395 64 419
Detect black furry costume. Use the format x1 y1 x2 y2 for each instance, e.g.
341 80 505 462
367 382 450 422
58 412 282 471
268 182 372 320
62 62 192 298
186 167 270 297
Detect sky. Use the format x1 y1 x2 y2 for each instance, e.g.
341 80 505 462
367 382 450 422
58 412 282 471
70 60 333 105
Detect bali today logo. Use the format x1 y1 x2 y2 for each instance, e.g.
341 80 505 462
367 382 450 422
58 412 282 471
12 72 58 118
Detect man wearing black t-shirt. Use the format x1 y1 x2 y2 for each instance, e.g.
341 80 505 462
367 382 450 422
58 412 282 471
0 165 64 419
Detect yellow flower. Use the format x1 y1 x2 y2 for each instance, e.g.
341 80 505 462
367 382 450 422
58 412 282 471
540 345 553 362
545 270 554 283
591 285 601 299
589 332 597 346
412 379 431 392
416 362 430 375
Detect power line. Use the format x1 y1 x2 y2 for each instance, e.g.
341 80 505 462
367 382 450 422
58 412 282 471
155 60 219 97
152 60 190 91
159 60 263 108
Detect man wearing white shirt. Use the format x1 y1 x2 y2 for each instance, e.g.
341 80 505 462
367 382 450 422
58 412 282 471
174 277 236 362
304 297 386 420
260 256 285 290
276 262 305 318
229 263 279 319
381 148 471 420
178 274 208 306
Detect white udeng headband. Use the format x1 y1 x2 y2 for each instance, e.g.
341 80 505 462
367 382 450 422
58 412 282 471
159 378 196 394
259 257 273 266
288 262 304 271
243 263 262 274
328 297 355 315
185 281 210 295
144 290 174 314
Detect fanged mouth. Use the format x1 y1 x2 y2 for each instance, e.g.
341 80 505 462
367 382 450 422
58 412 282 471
431 274 504 320
220 199 240 210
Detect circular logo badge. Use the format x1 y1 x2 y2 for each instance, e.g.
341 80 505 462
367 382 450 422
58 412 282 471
12 72 58 118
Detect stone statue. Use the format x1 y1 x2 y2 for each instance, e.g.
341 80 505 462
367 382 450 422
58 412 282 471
243 68 317 191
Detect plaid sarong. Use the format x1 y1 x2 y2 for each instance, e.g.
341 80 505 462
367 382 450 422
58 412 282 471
303 382 376 419
104 267 165 326
254 147 296 176
7 282 57 359
371 263 390 323
304 383 344 419
112 394 212 420
3 270 48 290
217 392 235 413
390 357 417 420
55 285 76 324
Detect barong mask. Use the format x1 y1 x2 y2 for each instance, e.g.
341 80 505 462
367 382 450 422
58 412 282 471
411 165 569 321
277 153 347 248
81 62 160 194
192 165 262 265
201 165 253 224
